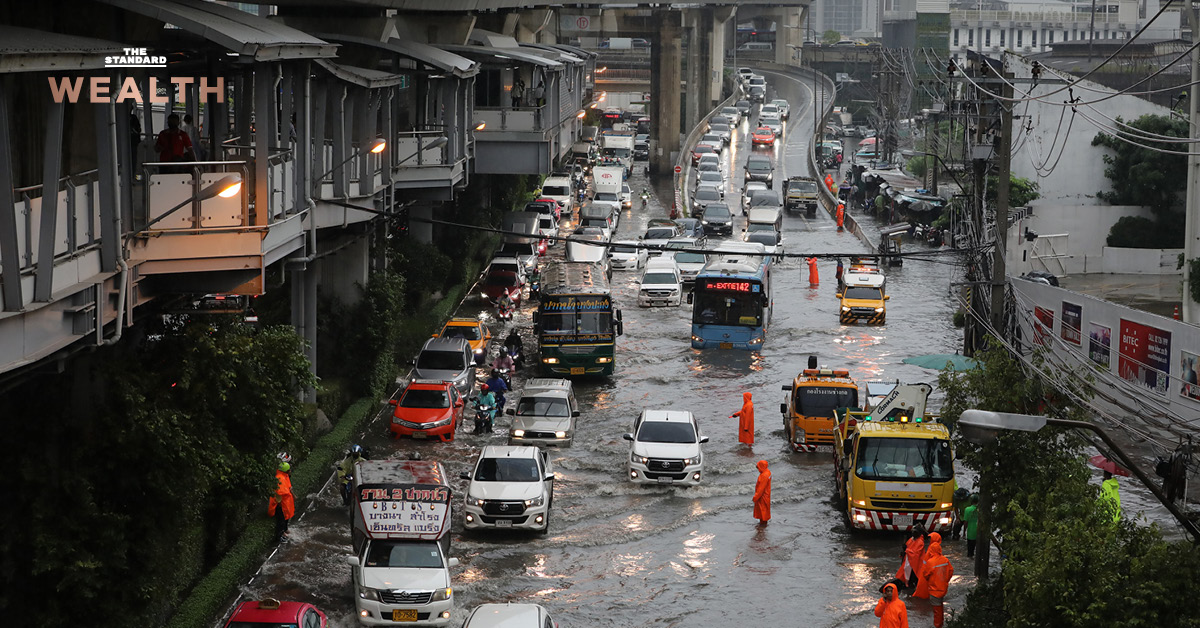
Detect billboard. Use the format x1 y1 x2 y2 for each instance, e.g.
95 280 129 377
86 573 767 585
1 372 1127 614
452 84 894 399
1061 302 1082 345
1089 323 1111 367
1034 306 1054 347
1118 319 1171 395
1181 350 1200 401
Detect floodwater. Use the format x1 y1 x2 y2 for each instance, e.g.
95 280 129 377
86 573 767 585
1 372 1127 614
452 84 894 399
228 68 1173 628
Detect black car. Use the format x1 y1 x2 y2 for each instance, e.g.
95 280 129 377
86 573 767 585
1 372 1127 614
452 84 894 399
744 155 774 184
633 141 650 161
735 100 752 116
691 186 723 217
674 218 705 239
701 203 734 236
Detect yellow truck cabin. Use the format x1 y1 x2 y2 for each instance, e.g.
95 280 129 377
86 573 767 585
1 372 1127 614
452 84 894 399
780 359 860 452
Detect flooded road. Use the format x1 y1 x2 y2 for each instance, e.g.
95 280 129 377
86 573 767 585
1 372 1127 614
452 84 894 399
235 68 975 627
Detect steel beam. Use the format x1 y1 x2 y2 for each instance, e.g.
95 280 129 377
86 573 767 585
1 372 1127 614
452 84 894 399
34 100 64 302
95 98 121 273
254 64 271 226
0 87 21 311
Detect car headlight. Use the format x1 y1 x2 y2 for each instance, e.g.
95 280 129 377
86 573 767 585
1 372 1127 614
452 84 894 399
749 336 764 344
596 356 613 363
431 587 452 602
702 220 709 224
543 357 559 364
470 497 485 507
429 417 453 428
632 452 649 464
473 347 484 354
525 495 545 507
841 306 851 312
512 429 526 437
875 307 885 313
555 431 568 438
683 454 701 465
691 335 703 341
357 585 381 601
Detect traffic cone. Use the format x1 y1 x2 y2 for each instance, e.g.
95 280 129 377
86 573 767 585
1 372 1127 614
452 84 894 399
1174 305 1181 320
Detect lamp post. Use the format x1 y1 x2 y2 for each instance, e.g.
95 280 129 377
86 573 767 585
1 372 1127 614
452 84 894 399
957 409 1200 580
138 173 242 234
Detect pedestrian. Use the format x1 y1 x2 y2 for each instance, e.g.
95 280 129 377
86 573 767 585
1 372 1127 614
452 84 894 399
921 539 954 628
753 459 771 525
950 487 970 540
912 531 941 599
807 257 819 286
731 392 755 445
268 459 295 542
1099 470 1121 522
835 258 845 287
874 581 910 628
963 494 980 557
836 204 845 230
875 193 886 214
895 523 927 589
512 77 525 108
155 112 195 164
128 111 142 166
532 80 545 107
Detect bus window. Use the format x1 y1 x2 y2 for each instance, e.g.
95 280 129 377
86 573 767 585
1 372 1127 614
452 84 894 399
541 313 575 334
693 292 763 326
579 311 613 335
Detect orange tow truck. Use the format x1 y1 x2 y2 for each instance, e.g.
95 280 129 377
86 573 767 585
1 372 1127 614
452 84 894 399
780 357 861 452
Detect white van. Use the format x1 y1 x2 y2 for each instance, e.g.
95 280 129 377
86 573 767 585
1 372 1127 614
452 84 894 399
638 257 683 307
540 176 574 216
747 207 783 233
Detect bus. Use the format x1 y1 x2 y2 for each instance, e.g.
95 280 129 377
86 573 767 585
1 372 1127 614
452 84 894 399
534 261 624 377
687 243 772 350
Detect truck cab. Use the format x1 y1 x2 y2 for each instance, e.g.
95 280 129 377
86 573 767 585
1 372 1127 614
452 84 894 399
784 177 820 217
837 269 888 324
346 461 457 626
780 361 860 452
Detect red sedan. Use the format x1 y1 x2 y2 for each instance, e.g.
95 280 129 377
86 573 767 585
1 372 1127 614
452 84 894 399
389 380 464 441
691 143 716 165
224 598 326 628
752 127 777 147
481 269 523 305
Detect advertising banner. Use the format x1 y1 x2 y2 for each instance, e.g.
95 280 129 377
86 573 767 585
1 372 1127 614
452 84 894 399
1034 307 1054 346
1181 350 1200 401
1061 302 1082 345
1118 319 1171 395
1089 323 1111 367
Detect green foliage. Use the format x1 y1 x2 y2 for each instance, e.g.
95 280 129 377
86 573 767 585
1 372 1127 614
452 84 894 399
1106 215 1172 248
906 155 930 180
316 272 406 399
167 397 378 628
939 342 1200 627
0 320 314 628
1093 114 1187 248
984 174 1040 208
1190 258 1200 303
821 29 842 44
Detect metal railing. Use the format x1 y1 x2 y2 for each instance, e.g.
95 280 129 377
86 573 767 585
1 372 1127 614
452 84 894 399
9 169 102 271
475 105 546 132
141 161 252 231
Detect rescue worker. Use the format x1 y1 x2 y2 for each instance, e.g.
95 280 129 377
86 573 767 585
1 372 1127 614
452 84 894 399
730 392 755 446
807 257 820 286
337 444 368 506
921 539 954 628
1099 471 1121 522
951 486 970 540
753 460 772 525
835 258 845 288
912 531 942 599
874 582 909 628
895 523 927 590
962 494 980 557
836 204 845 230
268 459 295 542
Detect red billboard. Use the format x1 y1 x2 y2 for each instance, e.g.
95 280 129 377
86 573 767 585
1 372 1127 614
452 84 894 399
1118 319 1172 395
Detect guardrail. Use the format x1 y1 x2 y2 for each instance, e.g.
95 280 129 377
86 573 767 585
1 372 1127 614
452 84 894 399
677 77 740 215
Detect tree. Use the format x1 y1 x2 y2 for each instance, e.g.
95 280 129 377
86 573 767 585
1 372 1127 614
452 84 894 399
1092 114 1187 248
821 29 842 45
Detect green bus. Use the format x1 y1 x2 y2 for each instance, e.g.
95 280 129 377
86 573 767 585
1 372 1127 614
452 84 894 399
534 261 623 377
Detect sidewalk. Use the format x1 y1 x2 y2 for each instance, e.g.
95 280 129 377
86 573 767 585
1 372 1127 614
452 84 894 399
1057 273 1182 319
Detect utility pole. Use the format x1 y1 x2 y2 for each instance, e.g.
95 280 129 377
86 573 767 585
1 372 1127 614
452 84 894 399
1183 5 1200 323
990 72 1013 334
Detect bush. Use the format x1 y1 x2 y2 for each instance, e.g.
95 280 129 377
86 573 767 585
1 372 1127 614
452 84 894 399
1106 215 1170 248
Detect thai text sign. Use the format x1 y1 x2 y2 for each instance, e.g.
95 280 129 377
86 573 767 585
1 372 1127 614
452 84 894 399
357 483 450 537
1118 319 1171 395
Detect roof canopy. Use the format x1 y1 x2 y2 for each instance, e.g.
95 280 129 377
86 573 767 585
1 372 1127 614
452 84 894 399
0 25 124 74
442 43 563 69
319 34 478 78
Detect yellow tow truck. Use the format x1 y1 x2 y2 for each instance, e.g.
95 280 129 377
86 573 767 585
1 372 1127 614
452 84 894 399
780 357 860 452
832 383 957 532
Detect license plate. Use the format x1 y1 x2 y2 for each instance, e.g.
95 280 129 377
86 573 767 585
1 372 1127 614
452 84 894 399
495 519 513 527
893 514 914 527
720 342 733 349
570 367 585 375
412 432 427 439
657 476 674 484
392 609 417 622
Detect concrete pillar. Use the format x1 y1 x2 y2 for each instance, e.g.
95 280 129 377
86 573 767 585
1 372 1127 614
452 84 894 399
700 9 716 111
319 234 369 305
411 205 434 244
684 11 700 132
651 11 682 175
776 8 800 66
710 8 732 102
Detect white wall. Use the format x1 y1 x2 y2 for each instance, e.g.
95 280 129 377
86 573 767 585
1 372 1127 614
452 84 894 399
1006 204 1158 275
1011 280 1200 435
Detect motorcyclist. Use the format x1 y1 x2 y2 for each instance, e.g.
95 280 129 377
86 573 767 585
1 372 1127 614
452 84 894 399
497 290 516 318
640 187 650 208
484 367 510 409
504 329 524 365
337 444 368 506
493 349 516 373
474 383 498 434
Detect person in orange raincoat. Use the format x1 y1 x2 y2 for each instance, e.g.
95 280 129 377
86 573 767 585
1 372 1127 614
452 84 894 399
920 540 954 628
268 461 296 542
731 392 755 445
753 460 771 525
912 531 943 599
895 523 928 589
807 257 819 285
836 204 845 230
875 581 909 628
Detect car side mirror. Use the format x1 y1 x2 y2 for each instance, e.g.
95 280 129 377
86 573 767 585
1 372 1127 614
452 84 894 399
780 403 788 415
572 411 581 417
622 433 634 441
389 399 399 406
345 555 359 567
884 295 891 300
544 473 555 482
448 557 460 568
616 320 624 336
459 472 471 480
699 435 709 444
686 292 694 304
506 408 515 416
409 359 417 366
455 400 464 407
844 438 854 454
836 293 843 299
782 384 792 391
430 333 438 338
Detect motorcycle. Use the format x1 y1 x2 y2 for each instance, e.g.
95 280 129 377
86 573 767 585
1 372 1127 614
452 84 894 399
473 401 496 434
640 193 650 210
340 472 354 506
495 296 515 320
505 342 524 370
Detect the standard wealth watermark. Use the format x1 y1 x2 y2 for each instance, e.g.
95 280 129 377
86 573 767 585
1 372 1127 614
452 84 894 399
105 47 167 68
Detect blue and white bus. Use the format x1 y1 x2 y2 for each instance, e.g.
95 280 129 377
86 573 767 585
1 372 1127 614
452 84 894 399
687 243 773 350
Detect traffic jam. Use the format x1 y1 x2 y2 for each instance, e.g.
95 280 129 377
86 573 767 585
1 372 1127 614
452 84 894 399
231 67 969 628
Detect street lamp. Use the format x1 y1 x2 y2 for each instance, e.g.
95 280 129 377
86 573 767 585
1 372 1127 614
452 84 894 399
314 138 387 188
138 173 242 233
957 409 1200 580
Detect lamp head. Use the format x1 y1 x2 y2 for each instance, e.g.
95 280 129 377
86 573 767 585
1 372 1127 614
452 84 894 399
369 138 387 154
474 121 486 131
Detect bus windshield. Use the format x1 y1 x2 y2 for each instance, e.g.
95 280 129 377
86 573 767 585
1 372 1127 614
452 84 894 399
794 386 858 418
855 437 954 482
693 290 763 326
